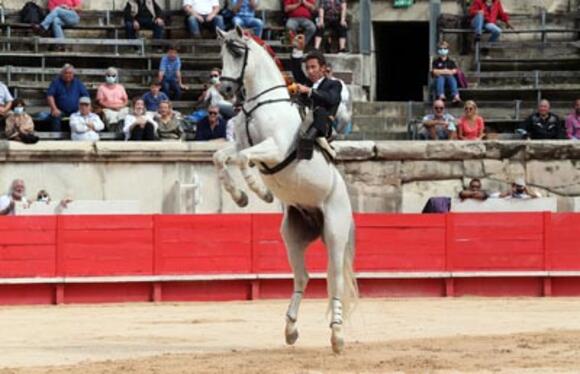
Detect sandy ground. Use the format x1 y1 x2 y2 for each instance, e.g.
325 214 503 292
1 298 580 373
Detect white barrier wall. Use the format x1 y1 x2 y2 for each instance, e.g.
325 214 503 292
15 200 141 215
452 198 558 213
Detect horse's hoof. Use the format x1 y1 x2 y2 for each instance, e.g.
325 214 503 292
285 324 299 345
331 325 344 354
263 191 274 204
236 191 249 207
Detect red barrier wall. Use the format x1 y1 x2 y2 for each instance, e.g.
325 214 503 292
1 212 580 305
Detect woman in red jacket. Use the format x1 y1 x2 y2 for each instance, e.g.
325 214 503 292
469 0 513 42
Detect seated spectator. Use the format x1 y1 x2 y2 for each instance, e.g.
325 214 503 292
158 46 186 100
199 68 235 119
70 97 105 141
123 97 158 140
327 63 352 134
432 41 461 103
36 189 73 208
458 100 485 140
5 99 39 144
124 0 165 40
500 178 541 199
0 80 14 122
518 99 566 140
469 0 513 43
96 67 129 131
284 0 317 46
565 98 580 140
32 0 82 44
154 100 184 140
195 105 226 141
420 99 457 140
314 0 347 53
47 63 90 132
142 81 169 112
459 178 488 201
182 0 225 38
0 179 28 216
231 0 263 38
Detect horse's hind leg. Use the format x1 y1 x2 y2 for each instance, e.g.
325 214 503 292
281 206 318 345
213 145 248 207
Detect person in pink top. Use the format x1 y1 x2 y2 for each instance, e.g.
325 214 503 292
284 0 317 45
458 100 485 140
96 67 129 132
33 0 81 42
565 99 580 140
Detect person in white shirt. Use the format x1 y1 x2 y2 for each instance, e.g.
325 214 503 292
0 179 29 216
326 63 352 134
0 81 14 121
69 97 105 141
123 97 158 140
182 0 225 38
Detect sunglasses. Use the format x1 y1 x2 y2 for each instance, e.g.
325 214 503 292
434 106 444 110
106 74 117 77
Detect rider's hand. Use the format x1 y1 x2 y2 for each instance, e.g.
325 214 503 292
296 84 311 95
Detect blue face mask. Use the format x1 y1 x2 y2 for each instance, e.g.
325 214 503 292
13 106 24 115
438 48 449 57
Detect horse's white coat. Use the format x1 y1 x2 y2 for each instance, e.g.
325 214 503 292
213 26 358 353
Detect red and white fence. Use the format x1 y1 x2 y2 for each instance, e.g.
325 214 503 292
1 212 579 305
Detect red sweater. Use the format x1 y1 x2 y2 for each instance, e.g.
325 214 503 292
469 0 509 24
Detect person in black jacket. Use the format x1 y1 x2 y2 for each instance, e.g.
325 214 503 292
124 0 165 40
290 35 342 160
518 99 566 140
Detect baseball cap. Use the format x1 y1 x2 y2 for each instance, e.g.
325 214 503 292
79 97 91 105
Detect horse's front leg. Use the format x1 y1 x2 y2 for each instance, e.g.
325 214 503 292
234 137 278 203
213 144 249 207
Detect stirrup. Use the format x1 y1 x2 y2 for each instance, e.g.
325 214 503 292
316 137 336 160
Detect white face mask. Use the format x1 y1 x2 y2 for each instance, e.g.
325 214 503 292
105 75 117 84
210 76 220 85
13 106 24 115
438 48 449 57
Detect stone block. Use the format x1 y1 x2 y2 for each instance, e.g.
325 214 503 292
348 183 400 212
335 141 375 160
401 179 463 213
485 141 527 160
426 141 486 160
375 141 428 160
463 160 485 178
341 160 401 187
526 160 580 195
401 161 463 182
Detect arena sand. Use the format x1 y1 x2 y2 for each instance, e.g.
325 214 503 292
1 298 580 373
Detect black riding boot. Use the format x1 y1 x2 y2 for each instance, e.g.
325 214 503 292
297 125 319 160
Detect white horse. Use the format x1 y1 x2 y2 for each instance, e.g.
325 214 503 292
213 26 358 354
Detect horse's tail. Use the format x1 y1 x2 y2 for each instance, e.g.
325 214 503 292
342 218 359 321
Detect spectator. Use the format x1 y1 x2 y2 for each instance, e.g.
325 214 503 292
326 63 352 134
420 99 457 140
199 68 235 119
231 0 263 38
123 97 158 140
47 64 89 132
500 178 541 199
70 97 105 141
284 0 317 46
0 179 28 216
182 0 225 38
0 81 14 122
158 46 186 100
32 0 82 44
195 104 226 141
142 81 169 112
458 100 485 140
124 0 165 40
459 178 488 201
96 67 129 131
518 99 566 140
36 189 51 203
565 99 580 140
154 100 184 140
469 0 513 43
314 0 348 53
432 41 461 103
5 99 39 144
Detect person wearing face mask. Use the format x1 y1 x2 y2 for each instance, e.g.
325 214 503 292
96 67 129 132
431 41 461 103
200 68 235 119
469 0 513 43
123 97 158 140
5 99 39 144
565 99 580 140
518 99 565 140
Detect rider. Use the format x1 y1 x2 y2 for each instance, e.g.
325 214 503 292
290 34 342 160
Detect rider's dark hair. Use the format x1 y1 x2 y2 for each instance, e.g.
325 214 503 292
304 51 327 67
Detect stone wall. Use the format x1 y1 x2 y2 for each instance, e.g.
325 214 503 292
2 141 580 214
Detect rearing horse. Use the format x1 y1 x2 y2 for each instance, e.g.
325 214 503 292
213 26 358 354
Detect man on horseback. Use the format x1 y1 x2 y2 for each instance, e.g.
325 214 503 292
290 35 342 160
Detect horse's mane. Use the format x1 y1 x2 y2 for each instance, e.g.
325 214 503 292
247 33 290 85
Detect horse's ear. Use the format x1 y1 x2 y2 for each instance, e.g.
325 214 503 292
235 24 244 39
216 27 227 41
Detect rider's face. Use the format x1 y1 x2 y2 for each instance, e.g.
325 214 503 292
305 58 325 83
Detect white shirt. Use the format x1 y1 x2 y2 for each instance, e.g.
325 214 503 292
0 194 28 216
183 0 219 15
70 111 105 141
0 82 14 106
123 112 158 140
312 77 325 90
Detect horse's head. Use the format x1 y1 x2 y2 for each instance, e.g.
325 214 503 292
217 25 250 98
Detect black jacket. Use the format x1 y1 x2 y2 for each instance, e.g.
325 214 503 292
289 56 342 116
124 0 163 23
519 112 566 140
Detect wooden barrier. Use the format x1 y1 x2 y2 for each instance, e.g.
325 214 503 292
1 213 580 305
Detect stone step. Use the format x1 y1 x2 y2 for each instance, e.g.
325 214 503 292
459 84 580 101
479 56 580 71
466 70 580 87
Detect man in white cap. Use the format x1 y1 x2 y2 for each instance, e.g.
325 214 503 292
500 177 541 199
69 97 105 141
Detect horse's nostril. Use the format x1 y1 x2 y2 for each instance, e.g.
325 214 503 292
226 86 232 92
